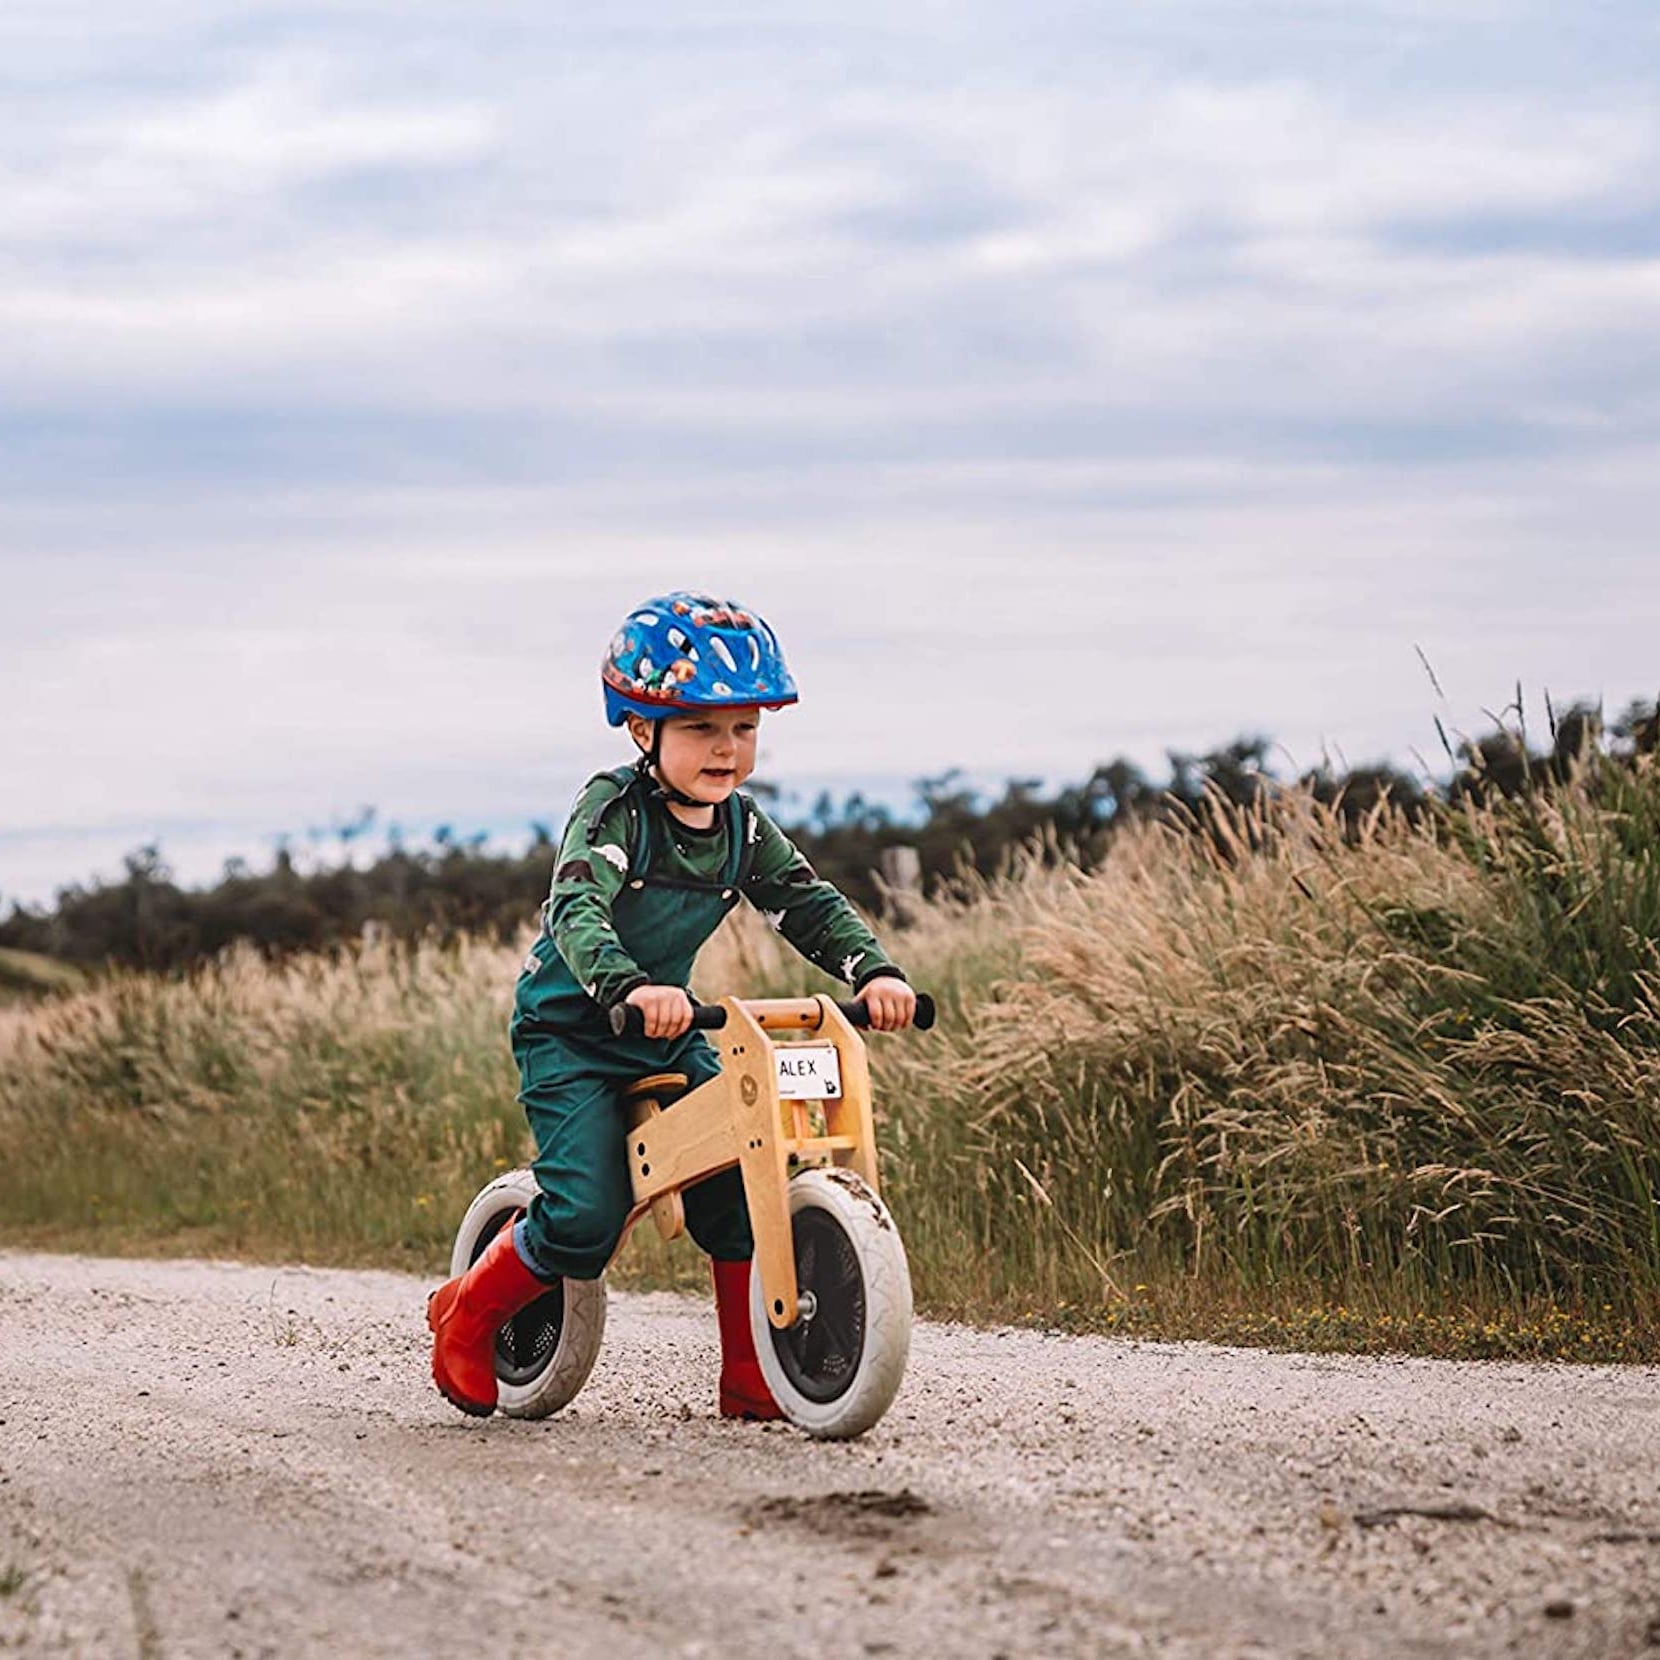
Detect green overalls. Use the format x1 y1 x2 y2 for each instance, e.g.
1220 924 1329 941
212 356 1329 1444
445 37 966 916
508 763 902 1282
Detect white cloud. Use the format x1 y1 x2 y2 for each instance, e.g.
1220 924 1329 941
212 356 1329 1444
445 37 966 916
5 1 1659 901
2 57 495 245
3 23 1655 427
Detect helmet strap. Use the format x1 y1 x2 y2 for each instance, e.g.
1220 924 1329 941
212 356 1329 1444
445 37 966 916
636 722 705 808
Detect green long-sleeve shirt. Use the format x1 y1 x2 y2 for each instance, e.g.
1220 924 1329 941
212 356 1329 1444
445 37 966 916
534 768 904 1015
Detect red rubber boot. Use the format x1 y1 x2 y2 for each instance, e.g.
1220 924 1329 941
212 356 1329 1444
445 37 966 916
427 1224 548 1417
712 1257 784 1421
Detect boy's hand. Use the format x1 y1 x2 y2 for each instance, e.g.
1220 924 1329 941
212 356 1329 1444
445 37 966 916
856 976 917 1032
623 984 694 1040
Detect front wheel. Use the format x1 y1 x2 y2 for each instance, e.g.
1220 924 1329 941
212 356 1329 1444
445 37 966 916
750 1168 912 1440
449 1169 607 1419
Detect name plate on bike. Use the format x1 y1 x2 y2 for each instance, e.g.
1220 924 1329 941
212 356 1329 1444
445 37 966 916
774 1042 842 1100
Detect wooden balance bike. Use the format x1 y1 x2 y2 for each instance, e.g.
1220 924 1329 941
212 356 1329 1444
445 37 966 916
446 991 935 1441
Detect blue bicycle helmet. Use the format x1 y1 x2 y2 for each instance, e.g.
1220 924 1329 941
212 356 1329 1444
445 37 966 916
602 592 799 727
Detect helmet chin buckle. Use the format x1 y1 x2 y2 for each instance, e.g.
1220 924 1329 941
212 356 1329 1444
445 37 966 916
651 771 707 809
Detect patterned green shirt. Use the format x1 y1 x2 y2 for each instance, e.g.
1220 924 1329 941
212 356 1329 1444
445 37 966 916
542 770 904 1009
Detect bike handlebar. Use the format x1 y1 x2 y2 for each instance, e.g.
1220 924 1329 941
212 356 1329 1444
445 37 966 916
608 992 936 1039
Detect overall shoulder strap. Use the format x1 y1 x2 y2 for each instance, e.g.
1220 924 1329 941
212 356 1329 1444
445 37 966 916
621 786 749 894
578 766 649 880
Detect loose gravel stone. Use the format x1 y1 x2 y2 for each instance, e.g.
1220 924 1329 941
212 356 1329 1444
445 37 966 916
0 1252 1655 1657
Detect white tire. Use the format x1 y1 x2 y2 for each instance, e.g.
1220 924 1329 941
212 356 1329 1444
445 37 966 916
750 1168 912 1440
448 1169 607 1419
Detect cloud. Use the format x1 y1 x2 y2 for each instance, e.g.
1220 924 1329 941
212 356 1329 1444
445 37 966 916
5 13 1657 433
4 2 1659 902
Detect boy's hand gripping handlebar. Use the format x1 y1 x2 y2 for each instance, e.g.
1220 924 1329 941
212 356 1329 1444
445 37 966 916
608 992 937 1039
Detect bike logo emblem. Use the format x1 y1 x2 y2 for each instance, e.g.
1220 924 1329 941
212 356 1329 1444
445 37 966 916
740 1075 759 1105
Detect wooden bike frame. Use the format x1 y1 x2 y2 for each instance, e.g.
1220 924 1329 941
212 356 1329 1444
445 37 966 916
621 995 880 1329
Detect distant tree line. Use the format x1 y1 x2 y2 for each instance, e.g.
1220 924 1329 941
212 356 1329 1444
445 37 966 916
3 698 1653 976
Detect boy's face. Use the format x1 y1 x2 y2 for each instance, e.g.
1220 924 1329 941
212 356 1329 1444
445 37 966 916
631 707 761 805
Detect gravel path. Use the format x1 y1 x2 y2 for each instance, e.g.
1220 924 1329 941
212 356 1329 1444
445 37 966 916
0 1252 1656 1658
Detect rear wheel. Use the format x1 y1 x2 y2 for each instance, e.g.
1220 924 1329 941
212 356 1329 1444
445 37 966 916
448 1170 606 1419
750 1168 912 1440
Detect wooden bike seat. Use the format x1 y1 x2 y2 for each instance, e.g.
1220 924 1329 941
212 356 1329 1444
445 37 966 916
622 1073 692 1242
621 1072 690 1106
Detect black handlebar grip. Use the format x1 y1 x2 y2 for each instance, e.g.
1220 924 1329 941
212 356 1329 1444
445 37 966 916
609 991 935 1038
608 1001 728 1037
845 992 936 1030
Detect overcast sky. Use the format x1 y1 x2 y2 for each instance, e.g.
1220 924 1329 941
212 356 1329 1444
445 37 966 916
5 1 1659 906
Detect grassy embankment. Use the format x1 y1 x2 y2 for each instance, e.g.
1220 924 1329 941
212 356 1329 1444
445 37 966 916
3 755 1657 1361
0 947 83 1005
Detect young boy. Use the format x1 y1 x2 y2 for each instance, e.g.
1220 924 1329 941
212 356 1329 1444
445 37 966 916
427 591 916 1420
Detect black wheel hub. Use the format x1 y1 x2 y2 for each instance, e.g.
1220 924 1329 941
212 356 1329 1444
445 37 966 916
469 1211 565 1387
770 1206 866 1404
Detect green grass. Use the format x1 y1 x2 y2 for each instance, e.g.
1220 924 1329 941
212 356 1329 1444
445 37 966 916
3 757 1659 1362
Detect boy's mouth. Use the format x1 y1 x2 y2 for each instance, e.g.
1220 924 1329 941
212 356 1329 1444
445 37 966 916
701 768 736 781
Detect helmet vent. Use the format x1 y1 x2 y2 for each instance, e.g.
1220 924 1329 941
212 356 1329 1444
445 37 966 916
601 591 799 725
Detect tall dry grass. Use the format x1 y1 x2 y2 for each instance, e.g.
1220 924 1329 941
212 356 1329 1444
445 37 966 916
0 938 528 1266
704 757 1660 1342
883 783 1660 1323
3 755 1657 1353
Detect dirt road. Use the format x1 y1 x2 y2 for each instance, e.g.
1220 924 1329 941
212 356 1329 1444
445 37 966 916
0 1253 1656 1657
